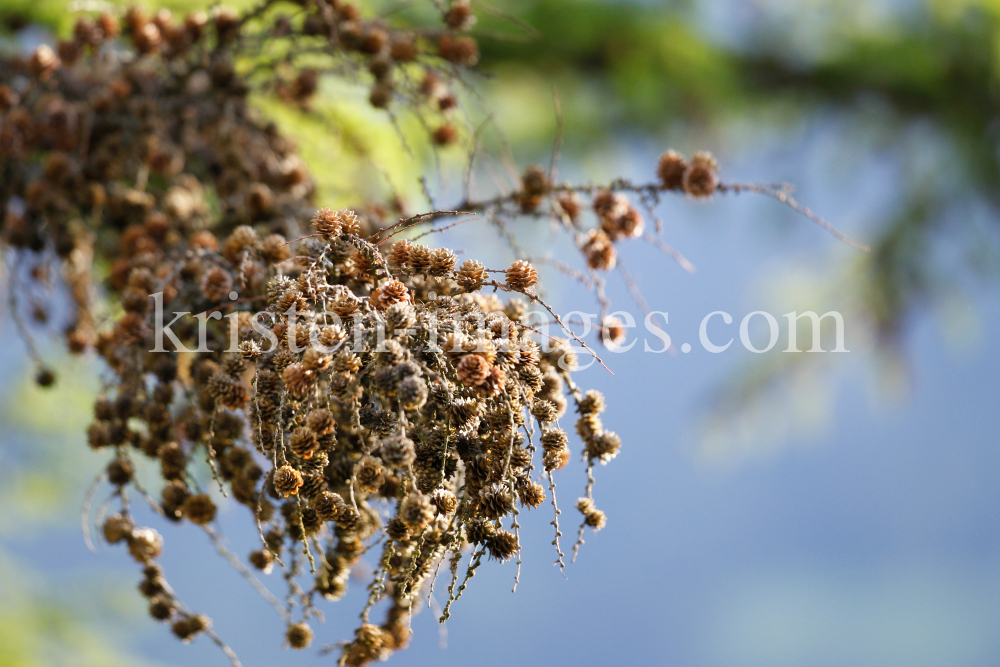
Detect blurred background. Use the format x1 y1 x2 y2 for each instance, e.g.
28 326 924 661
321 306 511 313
2 0 999 665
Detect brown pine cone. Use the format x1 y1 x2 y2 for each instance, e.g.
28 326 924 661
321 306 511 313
405 244 433 273
581 229 616 271
505 260 538 292
370 279 409 310
682 151 719 198
387 239 412 268
456 354 490 386
456 259 488 291
311 208 342 239
428 247 457 276
201 267 232 302
657 149 688 190
273 465 304 498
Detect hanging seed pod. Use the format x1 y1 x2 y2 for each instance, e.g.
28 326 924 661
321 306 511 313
444 0 476 30
432 123 458 145
107 457 135 486
312 490 346 522
437 34 479 66
354 455 385 493
581 229 617 271
273 465 304 498
286 622 313 650
399 491 435 530
486 529 519 561
181 493 217 525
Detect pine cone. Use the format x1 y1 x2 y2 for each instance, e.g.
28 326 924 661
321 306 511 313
504 260 538 292
581 229 616 270
201 267 232 301
370 279 409 310
456 259 487 291
682 151 718 197
273 465 304 498
657 149 688 190
456 353 490 386
387 239 412 268
311 208 342 239
428 247 457 276
486 528 519 561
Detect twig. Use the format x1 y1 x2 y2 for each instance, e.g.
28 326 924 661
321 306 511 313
370 211 476 246
718 182 870 252
547 471 567 577
642 233 697 274
488 280 613 375
203 525 290 621
204 628 244 667
81 471 104 554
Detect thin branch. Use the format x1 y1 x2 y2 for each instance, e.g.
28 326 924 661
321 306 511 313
203 525 291 622
718 182 870 252
488 280 613 375
80 471 104 554
642 233 697 274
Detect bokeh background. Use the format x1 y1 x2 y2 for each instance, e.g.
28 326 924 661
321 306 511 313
2 0 999 665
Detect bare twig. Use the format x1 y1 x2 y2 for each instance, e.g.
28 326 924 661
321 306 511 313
642 233 697 274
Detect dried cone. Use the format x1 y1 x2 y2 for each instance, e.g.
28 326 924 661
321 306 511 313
311 208 342 239
273 465 304 498
181 493 217 525
282 363 315 399
581 229 616 271
400 491 435 530
201 267 232 301
289 427 319 459
487 529 519 561
312 491 345 522
428 247 457 276
456 354 490 387
405 244 433 273
432 124 457 146
340 209 362 236
445 0 476 30
555 191 582 221
682 151 719 198
505 260 538 292
354 455 385 494
598 317 627 347
287 622 313 650
306 408 335 436
370 280 409 310
601 205 644 240
388 239 412 268
437 34 479 66
222 226 260 264
476 364 505 398
592 190 626 219
657 150 688 190
456 259 488 291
